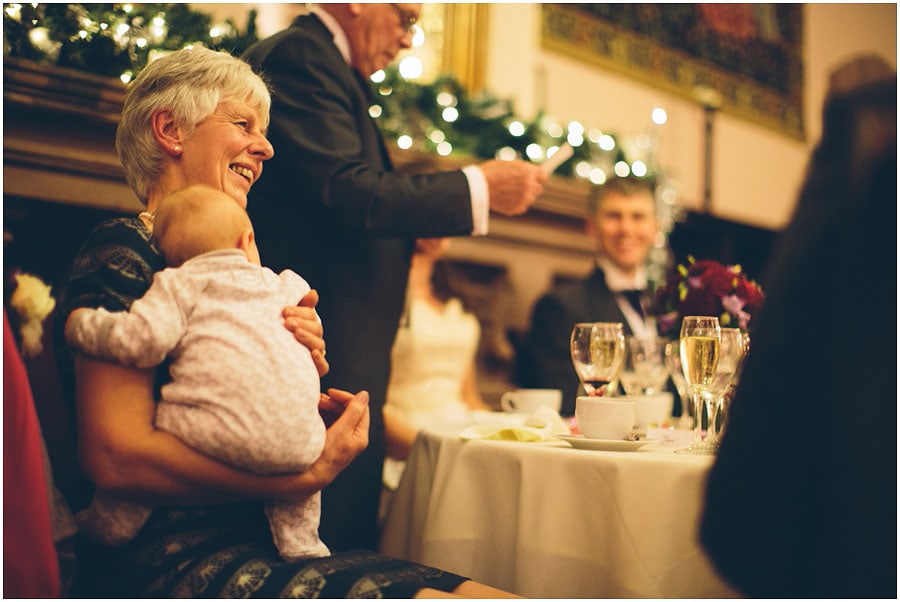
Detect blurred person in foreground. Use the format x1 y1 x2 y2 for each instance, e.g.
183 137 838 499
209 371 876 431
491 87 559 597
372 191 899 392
515 175 659 416
53 46 519 598
242 3 546 551
700 54 897 598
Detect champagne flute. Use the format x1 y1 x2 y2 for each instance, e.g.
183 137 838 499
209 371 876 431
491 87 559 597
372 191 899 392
664 340 692 428
676 316 720 455
620 335 670 396
570 322 625 397
713 328 748 443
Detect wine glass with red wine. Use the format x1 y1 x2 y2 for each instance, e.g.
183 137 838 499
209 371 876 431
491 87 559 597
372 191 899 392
570 322 626 397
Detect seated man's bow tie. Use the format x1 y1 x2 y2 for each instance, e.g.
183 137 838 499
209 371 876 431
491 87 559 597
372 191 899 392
618 289 646 318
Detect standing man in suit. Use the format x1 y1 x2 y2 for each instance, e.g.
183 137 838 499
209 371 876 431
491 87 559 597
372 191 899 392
516 175 659 416
242 4 547 552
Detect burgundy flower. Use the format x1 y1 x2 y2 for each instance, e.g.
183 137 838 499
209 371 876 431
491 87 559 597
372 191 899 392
652 256 764 337
690 260 736 296
735 278 765 310
680 286 719 317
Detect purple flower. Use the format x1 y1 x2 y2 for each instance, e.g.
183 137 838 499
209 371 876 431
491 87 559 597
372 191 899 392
721 294 745 315
651 256 764 336
658 311 678 334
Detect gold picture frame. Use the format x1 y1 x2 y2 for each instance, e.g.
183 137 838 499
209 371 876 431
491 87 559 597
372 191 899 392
542 4 805 141
416 3 489 92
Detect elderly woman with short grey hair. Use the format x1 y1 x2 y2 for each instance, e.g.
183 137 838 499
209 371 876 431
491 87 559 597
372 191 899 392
53 46 516 599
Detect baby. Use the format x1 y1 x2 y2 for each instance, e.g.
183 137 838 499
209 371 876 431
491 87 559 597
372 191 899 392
66 184 328 559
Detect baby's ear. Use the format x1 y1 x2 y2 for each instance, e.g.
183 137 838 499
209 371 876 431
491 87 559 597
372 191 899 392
237 228 261 265
236 228 253 250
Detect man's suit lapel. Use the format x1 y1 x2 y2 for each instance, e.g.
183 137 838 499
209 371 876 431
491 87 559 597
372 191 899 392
351 71 393 170
583 268 630 333
302 13 393 171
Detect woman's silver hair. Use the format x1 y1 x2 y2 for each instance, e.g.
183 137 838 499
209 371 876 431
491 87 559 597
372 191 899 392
115 46 271 204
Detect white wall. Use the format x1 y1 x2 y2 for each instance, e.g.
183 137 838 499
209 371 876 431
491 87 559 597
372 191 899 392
483 3 896 230
206 3 896 230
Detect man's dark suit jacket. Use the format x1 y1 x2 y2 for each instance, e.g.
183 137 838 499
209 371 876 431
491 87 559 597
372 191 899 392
516 267 642 416
243 13 475 552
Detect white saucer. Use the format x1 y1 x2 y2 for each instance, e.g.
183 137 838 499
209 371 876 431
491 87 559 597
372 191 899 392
557 434 651 452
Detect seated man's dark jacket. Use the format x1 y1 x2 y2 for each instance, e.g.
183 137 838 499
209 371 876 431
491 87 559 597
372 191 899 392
516 267 638 416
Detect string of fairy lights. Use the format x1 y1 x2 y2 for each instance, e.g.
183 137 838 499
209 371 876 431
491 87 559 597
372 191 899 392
374 64 673 183
3 3 259 82
3 2 682 283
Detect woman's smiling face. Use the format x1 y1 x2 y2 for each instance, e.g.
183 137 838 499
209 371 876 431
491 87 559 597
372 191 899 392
177 99 274 208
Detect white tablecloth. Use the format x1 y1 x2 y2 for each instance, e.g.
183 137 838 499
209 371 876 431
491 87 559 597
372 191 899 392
379 428 738 598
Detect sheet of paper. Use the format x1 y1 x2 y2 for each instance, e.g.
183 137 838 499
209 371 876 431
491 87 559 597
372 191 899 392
541 142 574 174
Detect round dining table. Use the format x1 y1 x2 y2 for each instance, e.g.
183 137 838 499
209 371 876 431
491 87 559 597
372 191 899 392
379 424 740 598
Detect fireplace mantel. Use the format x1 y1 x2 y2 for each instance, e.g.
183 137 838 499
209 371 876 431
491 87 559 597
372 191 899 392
4 58 138 213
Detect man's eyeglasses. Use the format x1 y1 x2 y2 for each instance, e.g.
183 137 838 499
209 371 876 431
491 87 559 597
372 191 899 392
390 3 418 34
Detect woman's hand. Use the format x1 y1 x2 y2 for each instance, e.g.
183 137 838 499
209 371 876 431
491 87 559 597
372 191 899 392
295 388 369 497
283 289 329 376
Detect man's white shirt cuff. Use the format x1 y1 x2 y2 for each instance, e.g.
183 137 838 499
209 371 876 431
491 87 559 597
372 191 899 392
462 165 489 235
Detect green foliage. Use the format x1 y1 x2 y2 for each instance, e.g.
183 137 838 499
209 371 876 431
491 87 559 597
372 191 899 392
369 65 619 174
2 3 259 78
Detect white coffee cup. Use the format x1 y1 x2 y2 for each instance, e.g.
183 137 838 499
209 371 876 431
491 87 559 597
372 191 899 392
632 392 674 429
575 396 636 440
500 388 563 414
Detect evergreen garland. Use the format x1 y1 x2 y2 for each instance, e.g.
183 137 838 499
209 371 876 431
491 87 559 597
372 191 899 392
3 3 258 80
371 66 641 178
3 3 663 180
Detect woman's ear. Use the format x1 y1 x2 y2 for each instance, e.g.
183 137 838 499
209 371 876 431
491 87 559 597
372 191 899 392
151 109 184 156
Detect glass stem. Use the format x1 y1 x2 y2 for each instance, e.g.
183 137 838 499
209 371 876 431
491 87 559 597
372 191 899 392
717 387 732 442
703 391 720 447
691 390 705 443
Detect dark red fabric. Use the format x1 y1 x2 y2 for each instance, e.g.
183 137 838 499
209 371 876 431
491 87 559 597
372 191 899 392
3 310 60 598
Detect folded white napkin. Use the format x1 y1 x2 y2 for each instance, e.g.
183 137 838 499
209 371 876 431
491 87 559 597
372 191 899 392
460 406 570 442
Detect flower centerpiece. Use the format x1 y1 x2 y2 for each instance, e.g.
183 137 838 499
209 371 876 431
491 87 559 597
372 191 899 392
6 271 56 357
652 256 764 337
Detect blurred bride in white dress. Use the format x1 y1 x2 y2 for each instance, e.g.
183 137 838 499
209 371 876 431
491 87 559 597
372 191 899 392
382 238 491 496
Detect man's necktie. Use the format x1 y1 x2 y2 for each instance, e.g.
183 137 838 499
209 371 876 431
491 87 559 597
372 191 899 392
620 289 646 319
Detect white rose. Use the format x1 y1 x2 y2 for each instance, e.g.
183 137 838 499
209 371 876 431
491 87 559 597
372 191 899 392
9 273 56 357
10 273 56 323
